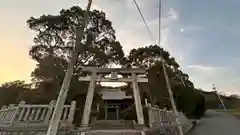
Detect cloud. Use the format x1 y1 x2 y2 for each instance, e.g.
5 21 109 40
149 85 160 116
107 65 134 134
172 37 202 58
185 64 240 95
230 78 240 85
180 26 204 33
187 64 215 71
88 0 240 96
185 64 222 91
167 8 178 21
180 28 184 32
90 1 180 55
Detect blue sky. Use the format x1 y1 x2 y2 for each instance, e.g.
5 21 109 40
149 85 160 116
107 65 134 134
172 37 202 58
0 0 239 95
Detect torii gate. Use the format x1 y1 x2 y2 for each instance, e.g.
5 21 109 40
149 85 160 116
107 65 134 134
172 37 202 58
78 67 148 126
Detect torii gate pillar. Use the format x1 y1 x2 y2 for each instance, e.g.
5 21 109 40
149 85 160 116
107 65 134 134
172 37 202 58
81 71 97 126
132 73 145 124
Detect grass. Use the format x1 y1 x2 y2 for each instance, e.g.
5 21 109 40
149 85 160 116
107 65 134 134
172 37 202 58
212 109 240 113
212 109 240 117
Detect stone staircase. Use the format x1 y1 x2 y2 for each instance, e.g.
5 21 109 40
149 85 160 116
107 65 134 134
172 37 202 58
86 130 142 135
91 120 135 130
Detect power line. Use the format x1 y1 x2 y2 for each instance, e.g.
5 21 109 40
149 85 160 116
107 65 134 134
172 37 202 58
158 0 162 46
220 20 236 36
157 0 187 87
133 0 156 42
214 19 237 46
133 0 183 135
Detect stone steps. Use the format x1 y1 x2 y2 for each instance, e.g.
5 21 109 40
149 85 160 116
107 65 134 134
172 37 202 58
86 130 142 135
91 120 135 130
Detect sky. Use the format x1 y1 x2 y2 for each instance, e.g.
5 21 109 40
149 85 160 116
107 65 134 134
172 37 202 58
0 0 240 96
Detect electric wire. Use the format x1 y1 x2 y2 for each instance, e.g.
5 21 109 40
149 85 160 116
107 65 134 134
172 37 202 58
133 0 156 42
133 0 183 135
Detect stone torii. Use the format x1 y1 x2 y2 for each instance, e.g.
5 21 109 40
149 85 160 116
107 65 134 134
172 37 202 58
78 67 148 126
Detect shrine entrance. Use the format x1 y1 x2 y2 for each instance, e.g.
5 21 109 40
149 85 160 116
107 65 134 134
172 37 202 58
78 67 148 126
104 105 119 120
98 88 133 120
107 108 117 120
98 104 120 120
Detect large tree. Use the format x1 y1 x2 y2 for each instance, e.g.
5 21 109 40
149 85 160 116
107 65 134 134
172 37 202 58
125 45 192 102
125 45 206 118
27 6 125 83
27 6 126 103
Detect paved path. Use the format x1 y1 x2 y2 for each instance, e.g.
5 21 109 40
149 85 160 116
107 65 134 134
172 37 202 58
188 110 240 135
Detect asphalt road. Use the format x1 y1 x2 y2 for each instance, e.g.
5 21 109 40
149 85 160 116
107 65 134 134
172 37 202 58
187 110 240 135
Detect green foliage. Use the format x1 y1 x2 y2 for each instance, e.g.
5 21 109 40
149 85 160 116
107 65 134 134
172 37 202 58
126 45 178 68
174 86 206 119
27 6 125 84
24 6 126 111
0 81 32 106
193 94 206 119
126 45 206 118
174 86 196 117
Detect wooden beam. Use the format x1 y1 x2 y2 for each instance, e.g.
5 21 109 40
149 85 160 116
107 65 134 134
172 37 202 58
80 67 147 74
78 76 148 82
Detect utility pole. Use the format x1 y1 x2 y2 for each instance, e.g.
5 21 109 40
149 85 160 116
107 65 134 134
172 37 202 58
213 84 227 112
158 0 183 135
161 61 184 135
46 1 92 135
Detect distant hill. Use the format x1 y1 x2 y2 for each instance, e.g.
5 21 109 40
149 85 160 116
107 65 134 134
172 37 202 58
197 90 240 109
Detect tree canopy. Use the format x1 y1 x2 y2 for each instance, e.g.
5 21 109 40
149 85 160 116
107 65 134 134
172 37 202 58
27 6 125 83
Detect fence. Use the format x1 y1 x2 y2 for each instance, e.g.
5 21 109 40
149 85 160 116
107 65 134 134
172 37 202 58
0 100 76 128
145 103 193 134
0 100 193 135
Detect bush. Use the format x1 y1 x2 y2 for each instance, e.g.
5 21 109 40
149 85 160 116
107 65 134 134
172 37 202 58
174 86 206 119
192 94 206 119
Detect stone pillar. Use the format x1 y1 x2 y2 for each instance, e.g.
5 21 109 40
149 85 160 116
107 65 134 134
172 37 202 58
81 71 97 126
17 101 26 121
116 107 119 120
132 73 145 124
68 101 76 125
96 104 100 112
155 107 160 122
10 102 25 124
158 109 161 122
105 106 108 120
96 104 100 120
147 104 153 127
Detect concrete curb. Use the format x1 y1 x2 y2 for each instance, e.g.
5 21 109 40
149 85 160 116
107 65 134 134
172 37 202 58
185 120 197 135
